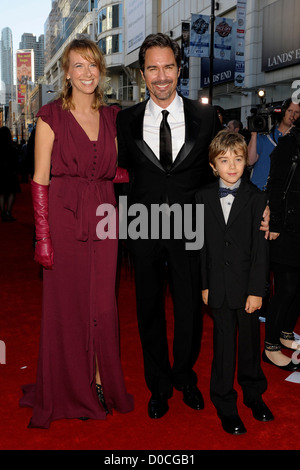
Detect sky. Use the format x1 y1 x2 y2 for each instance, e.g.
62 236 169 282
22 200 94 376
0 0 52 54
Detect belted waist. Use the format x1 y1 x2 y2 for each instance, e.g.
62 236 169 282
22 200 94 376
51 175 117 241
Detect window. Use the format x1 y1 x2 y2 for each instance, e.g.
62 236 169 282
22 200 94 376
98 4 122 33
89 0 97 10
98 8 107 33
98 34 122 55
98 37 106 54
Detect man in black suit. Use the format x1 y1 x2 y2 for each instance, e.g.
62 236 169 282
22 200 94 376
117 33 220 419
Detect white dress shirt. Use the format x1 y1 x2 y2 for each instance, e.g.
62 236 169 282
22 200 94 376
219 179 241 224
143 93 185 162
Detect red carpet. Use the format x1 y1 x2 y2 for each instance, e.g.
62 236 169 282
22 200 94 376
1 183 300 451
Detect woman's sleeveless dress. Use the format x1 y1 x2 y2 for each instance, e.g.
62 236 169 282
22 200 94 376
19 100 134 428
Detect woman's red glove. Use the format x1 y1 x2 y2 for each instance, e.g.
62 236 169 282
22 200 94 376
31 180 54 269
112 167 129 183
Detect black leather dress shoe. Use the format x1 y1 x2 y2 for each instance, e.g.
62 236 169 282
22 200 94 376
246 399 274 422
182 385 204 410
218 414 246 435
148 394 169 419
262 350 300 371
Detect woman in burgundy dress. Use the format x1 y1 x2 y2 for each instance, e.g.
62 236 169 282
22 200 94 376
20 38 133 428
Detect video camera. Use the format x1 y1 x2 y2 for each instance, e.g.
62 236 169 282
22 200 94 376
247 106 278 134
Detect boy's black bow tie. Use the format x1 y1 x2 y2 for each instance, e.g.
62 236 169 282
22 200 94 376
218 187 238 198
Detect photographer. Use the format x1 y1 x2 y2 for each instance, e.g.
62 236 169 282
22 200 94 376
248 98 300 190
263 120 300 370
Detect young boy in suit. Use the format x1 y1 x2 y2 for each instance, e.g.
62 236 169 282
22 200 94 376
196 130 274 435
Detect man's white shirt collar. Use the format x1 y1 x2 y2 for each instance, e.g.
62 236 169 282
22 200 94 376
147 93 183 123
143 93 185 162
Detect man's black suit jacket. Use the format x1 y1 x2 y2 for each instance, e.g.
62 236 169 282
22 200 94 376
196 177 269 309
116 97 220 255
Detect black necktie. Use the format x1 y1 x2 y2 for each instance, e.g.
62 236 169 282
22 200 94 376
218 187 238 198
160 110 172 171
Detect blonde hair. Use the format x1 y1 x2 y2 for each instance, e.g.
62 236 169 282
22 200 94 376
209 129 249 171
60 38 106 110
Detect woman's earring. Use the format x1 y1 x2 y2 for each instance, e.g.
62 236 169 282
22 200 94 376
66 78 72 89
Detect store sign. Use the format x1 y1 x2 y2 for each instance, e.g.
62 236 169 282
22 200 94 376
201 22 236 88
126 0 145 54
201 52 235 88
262 0 300 72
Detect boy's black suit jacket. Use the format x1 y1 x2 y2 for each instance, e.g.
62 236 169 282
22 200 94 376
196 177 269 309
116 97 220 256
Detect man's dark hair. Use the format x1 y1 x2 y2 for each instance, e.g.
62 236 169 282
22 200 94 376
230 119 243 131
279 98 300 122
139 33 181 72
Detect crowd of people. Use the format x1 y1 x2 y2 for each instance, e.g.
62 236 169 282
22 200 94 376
1 33 299 436
0 125 35 222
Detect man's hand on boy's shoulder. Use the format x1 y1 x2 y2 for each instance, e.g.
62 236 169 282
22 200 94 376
269 231 280 240
260 205 270 239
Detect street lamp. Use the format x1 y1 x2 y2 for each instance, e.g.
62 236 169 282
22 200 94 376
257 88 266 105
200 97 209 104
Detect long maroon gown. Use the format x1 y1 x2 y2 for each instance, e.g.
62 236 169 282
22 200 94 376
19 99 134 428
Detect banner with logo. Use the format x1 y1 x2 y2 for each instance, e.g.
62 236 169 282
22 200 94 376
16 50 34 104
179 22 190 97
189 14 210 57
201 38 236 88
234 0 246 87
214 17 233 60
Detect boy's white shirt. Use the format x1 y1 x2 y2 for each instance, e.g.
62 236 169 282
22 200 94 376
219 178 241 224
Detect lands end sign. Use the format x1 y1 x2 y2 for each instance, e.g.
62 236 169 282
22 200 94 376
262 0 300 72
266 49 300 70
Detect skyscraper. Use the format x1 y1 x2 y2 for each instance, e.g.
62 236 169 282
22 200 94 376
19 33 45 82
1 27 14 105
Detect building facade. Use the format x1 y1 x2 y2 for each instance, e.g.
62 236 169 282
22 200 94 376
39 0 300 124
1 27 14 106
97 1 135 105
44 0 97 92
